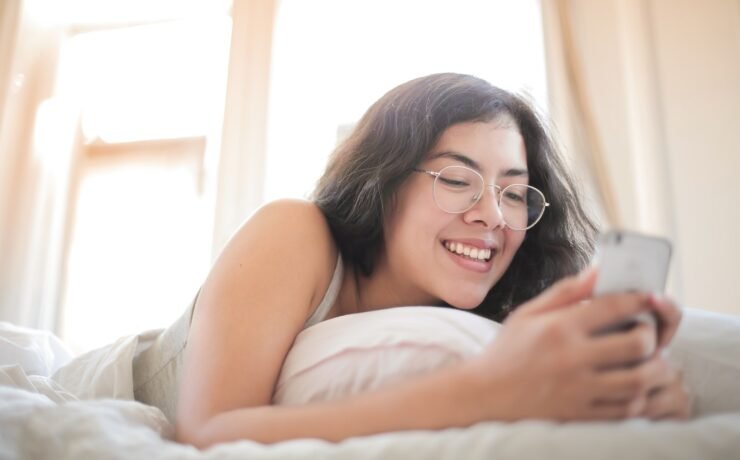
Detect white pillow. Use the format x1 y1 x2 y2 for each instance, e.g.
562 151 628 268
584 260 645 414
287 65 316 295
273 305 740 417
273 306 500 405
666 307 740 416
0 321 74 377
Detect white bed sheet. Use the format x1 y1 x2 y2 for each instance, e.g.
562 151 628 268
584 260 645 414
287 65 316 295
1 308 740 460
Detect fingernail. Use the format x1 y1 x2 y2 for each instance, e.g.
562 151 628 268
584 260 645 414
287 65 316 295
580 266 597 279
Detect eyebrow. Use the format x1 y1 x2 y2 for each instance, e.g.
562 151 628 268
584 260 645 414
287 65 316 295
429 150 529 178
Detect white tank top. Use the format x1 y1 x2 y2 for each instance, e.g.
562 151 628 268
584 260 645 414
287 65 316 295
303 254 343 328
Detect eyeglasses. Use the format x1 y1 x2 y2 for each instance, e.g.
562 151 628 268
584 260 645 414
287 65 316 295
413 165 549 231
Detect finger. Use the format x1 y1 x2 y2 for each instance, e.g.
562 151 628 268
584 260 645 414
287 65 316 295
565 292 652 335
593 354 675 401
518 267 599 315
643 381 692 420
584 322 657 368
648 294 683 348
643 386 673 419
589 397 644 420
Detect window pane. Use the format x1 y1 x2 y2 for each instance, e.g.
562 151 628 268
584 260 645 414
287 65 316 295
60 145 211 353
264 0 547 201
57 17 231 143
54 15 232 353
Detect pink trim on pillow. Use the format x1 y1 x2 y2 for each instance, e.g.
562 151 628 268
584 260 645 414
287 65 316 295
277 341 468 389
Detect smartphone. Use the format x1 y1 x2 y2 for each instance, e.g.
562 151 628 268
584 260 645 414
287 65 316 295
593 230 672 296
592 229 672 335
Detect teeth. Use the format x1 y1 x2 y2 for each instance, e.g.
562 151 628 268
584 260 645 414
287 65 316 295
444 241 493 261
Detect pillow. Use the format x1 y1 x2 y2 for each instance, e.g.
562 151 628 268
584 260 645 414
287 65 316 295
0 322 74 377
665 307 740 417
272 306 500 405
273 305 740 417
52 332 145 400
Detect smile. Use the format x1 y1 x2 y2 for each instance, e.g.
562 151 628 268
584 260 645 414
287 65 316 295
443 240 493 262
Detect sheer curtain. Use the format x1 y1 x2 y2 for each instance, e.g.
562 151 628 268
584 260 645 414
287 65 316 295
0 0 21 129
210 0 277 257
0 0 20 234
540 0 678 289
0 0 71 330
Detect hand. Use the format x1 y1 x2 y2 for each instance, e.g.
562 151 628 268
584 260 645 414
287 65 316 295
637 363 693 420
461 268 684 422
647 294 683 350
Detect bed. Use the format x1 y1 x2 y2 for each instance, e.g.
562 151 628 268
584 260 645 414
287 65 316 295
1 306 739 459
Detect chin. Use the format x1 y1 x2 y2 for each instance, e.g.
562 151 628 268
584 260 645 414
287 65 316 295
441 291 488 310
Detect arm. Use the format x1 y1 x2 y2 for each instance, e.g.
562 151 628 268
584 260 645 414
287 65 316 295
186 358 492 446
176 201 685 448
176 201 498 447
175 199 496 447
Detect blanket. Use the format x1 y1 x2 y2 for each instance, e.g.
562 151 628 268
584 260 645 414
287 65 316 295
1 308 740 459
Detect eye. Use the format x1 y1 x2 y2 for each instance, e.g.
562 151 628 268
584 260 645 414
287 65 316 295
503 191 525 202
438 176 470 188
501 186 528 205
436 166 478 190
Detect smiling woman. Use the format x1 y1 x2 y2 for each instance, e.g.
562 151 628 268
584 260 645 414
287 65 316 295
1 1 738 456
160 73 691 448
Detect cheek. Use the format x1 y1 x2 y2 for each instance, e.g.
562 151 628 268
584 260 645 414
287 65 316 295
394 185 447 239
399 208 444 248
385 192 436 255
504 230 526 258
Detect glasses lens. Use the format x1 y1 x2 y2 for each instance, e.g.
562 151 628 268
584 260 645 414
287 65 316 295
433 166 483 213
500 184 546 230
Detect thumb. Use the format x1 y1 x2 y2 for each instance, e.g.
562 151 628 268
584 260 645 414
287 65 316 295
520 266 599 315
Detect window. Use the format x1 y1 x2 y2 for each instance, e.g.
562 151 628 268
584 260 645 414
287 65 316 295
263 0 548 201
52 10 231 353
21 0 547 353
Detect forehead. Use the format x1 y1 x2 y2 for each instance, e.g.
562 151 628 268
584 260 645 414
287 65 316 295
427 121 527 173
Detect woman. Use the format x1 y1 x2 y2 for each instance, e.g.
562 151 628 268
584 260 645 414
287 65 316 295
173 73 690 448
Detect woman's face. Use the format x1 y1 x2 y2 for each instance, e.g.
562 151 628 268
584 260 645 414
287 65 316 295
384 119 529 309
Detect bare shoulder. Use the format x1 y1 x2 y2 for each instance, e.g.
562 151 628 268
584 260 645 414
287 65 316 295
205 198 338 318
244 198 335 253
177 199 338 432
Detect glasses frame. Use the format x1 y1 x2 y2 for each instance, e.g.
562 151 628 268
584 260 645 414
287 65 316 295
413 165 550 231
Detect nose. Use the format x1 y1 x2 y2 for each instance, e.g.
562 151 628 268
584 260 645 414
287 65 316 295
463 185 506 229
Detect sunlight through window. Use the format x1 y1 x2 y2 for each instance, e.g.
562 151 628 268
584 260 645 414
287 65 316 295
264 0 548 201
57 18 231 143
56 12 231 354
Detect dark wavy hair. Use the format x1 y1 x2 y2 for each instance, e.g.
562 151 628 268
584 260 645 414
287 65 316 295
311 73 597 321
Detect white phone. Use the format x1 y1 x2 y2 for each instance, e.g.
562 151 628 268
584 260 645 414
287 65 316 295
592 229 672 335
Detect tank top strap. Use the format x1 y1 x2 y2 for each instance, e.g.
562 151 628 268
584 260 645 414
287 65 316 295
303 253 343 328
